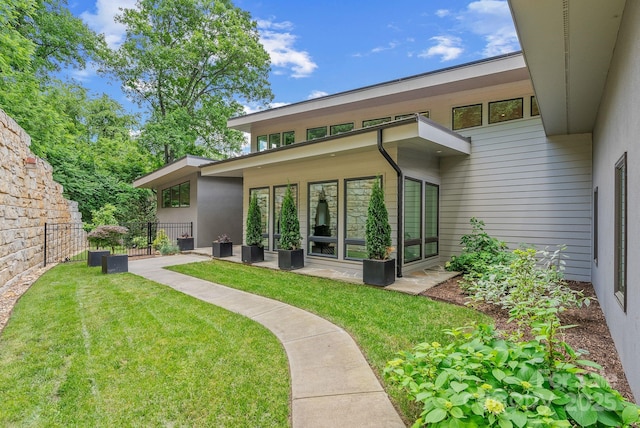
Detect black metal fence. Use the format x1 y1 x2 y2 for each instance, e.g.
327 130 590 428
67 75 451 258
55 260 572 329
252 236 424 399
44 222 193 266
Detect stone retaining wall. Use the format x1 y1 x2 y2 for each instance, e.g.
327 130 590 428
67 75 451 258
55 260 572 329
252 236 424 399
0 108 82 290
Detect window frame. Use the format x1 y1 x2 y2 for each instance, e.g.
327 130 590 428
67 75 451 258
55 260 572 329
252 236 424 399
268 133 281 149
614 153 627 311
452 103 483 130
257 135 268 152
273 184 298 250
424 182 439 258
306 126 328 141
161 181 190 208
330 122 354 135
282 130 295 145
403 177 422 264
308 180 338 258
249 186 270 250
488 97 524 124
362 117 391 128
344 176 378 261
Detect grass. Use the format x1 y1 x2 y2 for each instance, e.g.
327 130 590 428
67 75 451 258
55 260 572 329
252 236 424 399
168 260 491 419
0 263 290 427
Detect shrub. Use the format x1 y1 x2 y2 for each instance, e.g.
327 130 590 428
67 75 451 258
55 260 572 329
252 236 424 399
278 183 301 250
365 176 392 260
87 225 129 253
152 229 170 251
446 218 511 276
246 193 263 247
385 324 640 428
159 243 180 255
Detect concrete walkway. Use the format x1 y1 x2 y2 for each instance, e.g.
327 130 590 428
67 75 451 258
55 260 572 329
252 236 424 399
129 254 406 428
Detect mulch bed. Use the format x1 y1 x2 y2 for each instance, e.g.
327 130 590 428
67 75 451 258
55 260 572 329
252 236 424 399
422 276 635 402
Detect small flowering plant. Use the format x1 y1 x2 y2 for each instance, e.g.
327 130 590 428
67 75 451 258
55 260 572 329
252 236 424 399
384 324 640 427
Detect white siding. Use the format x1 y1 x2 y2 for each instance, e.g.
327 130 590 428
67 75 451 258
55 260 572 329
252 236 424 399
440 117 593 281
591 0 640 400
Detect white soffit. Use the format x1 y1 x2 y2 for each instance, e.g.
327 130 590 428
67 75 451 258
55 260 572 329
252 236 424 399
510 0 625 135
133 155 214 188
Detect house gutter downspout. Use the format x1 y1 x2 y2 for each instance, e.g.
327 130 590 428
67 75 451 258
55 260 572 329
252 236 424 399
377 128 403 278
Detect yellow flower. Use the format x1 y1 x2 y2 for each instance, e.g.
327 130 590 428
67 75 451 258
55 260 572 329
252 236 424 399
521 380 532 389
431 342 441 348
485 398 505 415
481 383 493 390
444 401 453 410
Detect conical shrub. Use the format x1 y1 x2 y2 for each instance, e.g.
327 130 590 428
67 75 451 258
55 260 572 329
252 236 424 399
365 176 392 259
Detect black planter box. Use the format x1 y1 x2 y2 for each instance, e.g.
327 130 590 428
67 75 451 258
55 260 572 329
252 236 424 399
212 241 233 258
363 258 396 286
88 250 110 267
102 254 129 274
278 249 304 270
177 237 194 251
242 245 264 263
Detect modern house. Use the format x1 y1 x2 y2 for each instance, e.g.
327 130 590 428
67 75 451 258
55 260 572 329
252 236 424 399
134 0 639 399
133 155 243 248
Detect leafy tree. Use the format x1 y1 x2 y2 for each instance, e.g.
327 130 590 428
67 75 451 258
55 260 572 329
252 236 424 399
0 0 36 74
105 0 273 163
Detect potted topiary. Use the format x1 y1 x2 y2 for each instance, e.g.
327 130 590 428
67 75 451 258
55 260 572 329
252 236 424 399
242 193 264 263
212 234 233 258
278 183 304 270
363 176 395 286
87 225 129 274
177 232 194 251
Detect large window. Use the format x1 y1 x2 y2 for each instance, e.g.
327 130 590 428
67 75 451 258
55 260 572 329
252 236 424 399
250 187 269 249
162 181 190 208
488 98 523 124
404 178 422 263
424 183 439 258
614 153 627 311
452 103 482 130
344 177 377 260
308 181 338 257
273 184 297 250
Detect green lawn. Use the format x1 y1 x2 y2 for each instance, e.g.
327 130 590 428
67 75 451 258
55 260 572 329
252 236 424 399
0 263 290 427
168 260 491 419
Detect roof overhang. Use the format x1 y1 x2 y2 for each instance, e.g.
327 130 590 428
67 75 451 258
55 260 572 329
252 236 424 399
201 117 470 178
133 155 216 189
229 53 528 133
509 0 626 136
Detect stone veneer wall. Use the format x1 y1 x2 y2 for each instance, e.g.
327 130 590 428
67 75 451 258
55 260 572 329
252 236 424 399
0 108 82 289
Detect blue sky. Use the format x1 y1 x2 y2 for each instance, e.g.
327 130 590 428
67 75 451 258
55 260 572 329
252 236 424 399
64 0 520 116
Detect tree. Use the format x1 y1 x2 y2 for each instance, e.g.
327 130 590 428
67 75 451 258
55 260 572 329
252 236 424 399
365 176 392 260
279 183 301 250
106 0 273 163
245 193 263 247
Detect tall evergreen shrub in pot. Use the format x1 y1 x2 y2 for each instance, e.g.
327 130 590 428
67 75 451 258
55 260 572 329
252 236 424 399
278 183 304 270
363 176 395 286
242 192 264 263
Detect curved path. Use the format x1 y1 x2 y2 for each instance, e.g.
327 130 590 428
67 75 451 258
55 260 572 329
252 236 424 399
129 254 405 428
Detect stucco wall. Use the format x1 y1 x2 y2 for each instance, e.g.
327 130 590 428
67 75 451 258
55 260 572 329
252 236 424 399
591 0 640 400
0 109 82 289
440 117 593 281
196 176 243 248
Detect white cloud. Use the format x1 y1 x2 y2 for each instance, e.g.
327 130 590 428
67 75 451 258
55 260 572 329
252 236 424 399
461 0 519 56
419 36 464 61
243 101 290 115
435 9 451 18
371 41 398 54
80 0 137 49
257 19 317 78
307 90 328 100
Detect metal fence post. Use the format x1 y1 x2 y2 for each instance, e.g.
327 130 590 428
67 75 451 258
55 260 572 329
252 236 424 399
44 223 48 267
147 222 152 255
